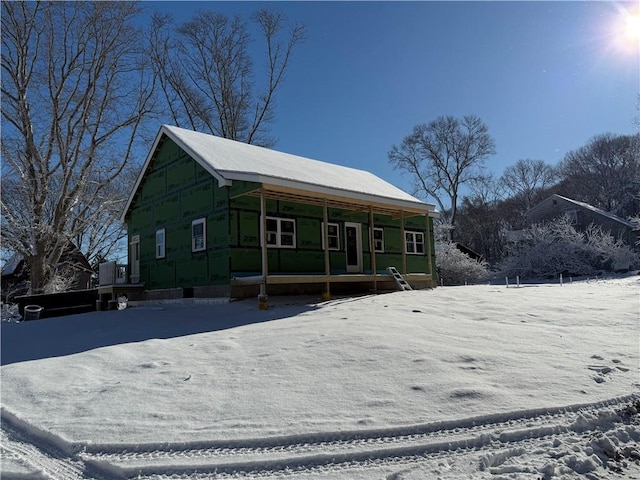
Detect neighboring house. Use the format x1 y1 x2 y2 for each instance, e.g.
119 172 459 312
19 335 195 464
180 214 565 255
119 125 439 300
525 194 640 250
1 245 93 301
1 254 28 300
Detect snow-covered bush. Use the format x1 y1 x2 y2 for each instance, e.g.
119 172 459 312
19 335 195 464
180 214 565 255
499 215 639 279
43 272 75 294
436 241 490 285
1 303 21 322
628 214 640 247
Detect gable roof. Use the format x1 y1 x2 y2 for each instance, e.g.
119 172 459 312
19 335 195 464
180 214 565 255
1 253 23 277
123 125 437 221
1 244 93 278
528 194 637 229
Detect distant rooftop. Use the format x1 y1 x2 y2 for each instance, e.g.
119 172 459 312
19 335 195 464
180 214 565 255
550 195 637 229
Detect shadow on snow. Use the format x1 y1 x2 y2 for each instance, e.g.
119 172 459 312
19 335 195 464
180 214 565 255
1 298 320 366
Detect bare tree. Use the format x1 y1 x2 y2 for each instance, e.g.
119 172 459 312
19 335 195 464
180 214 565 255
148 8 305 147
1 2 155 293
558 133 639 217
69 165 140 267
388 115 496 238
455 174 507 263
500 159 558 211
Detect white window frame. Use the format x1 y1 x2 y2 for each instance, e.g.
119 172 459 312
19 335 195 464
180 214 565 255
321 222 340 251
192 218 207 252
130 234 140 283
405 231 425 255
264 217 296 248
373 227 385 253
156 228 166 259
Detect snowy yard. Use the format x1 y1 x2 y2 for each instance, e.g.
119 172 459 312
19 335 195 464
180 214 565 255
1 275 639 479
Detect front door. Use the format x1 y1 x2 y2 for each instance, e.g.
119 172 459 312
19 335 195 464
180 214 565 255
344 222 362 273
130 235 140 283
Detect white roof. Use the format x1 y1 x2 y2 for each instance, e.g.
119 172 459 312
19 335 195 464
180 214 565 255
533 195 637 229
123 125 437 220
1 253 22 277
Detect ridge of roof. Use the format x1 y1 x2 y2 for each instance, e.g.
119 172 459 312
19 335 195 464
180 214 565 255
532 194 637 228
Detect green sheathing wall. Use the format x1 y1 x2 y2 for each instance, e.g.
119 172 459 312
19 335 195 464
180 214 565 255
229 195 436 277
126 137 229 289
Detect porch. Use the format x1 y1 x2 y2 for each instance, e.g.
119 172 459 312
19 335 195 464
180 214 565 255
97 261 145 309
231 272 433 286
230 272 434 298
234 184 437 302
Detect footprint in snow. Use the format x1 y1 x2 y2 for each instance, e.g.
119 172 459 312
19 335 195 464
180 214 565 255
587 357 629 383
588 365 613 374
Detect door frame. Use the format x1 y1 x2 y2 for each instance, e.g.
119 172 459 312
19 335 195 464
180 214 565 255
344 222 363 273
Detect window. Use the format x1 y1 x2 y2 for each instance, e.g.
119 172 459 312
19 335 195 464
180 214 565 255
156 228 166 258
373 227 384 253
405 231 425 254
265 217 296 248
321 222 340 250
192 218 206 252
566 210 578 225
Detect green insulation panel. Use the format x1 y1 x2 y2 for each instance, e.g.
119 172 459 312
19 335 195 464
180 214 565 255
125 137 230 289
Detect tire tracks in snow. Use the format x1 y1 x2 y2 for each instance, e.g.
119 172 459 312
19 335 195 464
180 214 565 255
0 408 124 480
76 393 639 479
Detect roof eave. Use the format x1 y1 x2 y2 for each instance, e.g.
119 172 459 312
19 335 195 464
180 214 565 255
224 171 438 216
122 125 439 223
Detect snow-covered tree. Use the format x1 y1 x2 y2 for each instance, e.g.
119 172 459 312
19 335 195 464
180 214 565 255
435 241 490 286
1 2 155 293
498 215 639 279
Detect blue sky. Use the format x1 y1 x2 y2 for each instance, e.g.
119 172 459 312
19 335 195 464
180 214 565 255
147 1 639 201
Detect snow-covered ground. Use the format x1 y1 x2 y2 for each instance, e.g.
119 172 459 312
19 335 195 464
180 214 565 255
1 275 639 479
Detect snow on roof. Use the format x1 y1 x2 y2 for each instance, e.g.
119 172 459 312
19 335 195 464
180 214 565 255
1 253 23 277
123 126 437 220
551 195 637 229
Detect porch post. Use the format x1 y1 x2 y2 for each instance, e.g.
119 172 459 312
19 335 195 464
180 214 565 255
401 210 407 275
425 212 433 283
259 188 269 309
323 199 331 300
369 206 377 292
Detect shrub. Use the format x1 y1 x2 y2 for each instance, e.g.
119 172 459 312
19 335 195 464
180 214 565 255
498 215 639 278
436 241 490 285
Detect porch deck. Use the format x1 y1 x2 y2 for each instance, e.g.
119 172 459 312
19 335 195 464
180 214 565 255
97 262 145 305
97 283 146 297
97 260 434 303
231 272 433 286
230 272 434 299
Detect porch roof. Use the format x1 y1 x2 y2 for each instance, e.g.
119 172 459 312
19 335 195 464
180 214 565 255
122 125 438 221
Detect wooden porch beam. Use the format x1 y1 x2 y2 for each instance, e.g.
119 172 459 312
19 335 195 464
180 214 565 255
259 188 268 306
401 210 407 275
369 205 377 292
425 213 433 279
323 199 331 299
249 184 431 218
